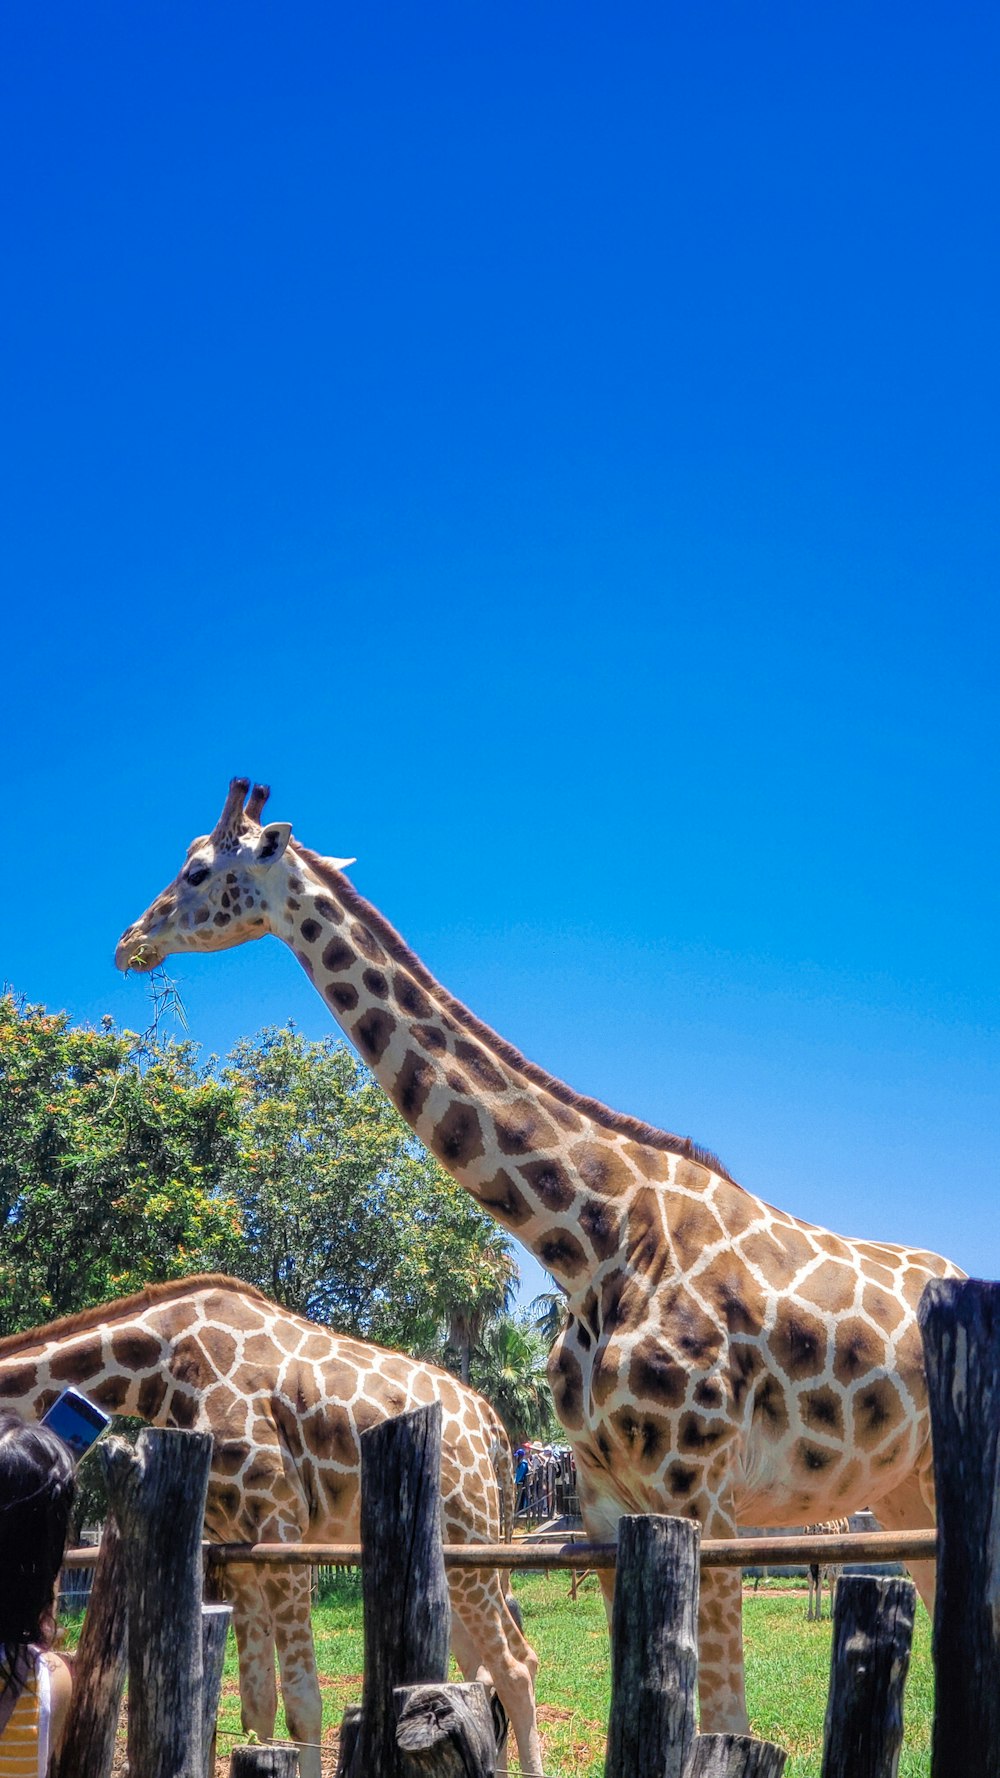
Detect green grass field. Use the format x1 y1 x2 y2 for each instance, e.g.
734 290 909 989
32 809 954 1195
192 1572 932 1775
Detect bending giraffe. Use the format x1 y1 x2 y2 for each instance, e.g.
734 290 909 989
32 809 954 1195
117 779 964 1734
0 1276 542 1778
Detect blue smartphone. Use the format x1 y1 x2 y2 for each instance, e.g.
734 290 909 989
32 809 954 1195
41 1388 111 1463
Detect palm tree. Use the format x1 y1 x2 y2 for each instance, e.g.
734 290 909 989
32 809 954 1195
444 1233 519 1383
527 1287 567 1346
469 1314 557 1444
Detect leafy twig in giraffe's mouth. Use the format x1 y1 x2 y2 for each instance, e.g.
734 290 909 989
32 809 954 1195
131 964 189 1059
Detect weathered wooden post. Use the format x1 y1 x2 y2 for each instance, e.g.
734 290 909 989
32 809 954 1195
53 1519 128 1778
604 1514 700 1778
202 1601 234 1778
683 1735 787 1777
337 1707 362 1774
338 1401 452 1778
101 1426 214 1778
819 1574 915 1778
229 1747 299 1776
919 1278 1000 1778
395 1682 495 1775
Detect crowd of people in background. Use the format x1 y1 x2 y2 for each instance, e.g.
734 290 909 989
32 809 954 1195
513 1441 579 1525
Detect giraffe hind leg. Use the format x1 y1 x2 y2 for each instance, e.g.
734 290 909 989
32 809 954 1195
261 1565 324 1778
225 1564 279 1740
869 1470 937 1619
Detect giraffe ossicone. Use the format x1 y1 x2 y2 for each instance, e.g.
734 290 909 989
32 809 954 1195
0 1275 541 1778
117 778 963 1736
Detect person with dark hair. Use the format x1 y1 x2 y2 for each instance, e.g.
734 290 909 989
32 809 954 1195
0 1412 76 1776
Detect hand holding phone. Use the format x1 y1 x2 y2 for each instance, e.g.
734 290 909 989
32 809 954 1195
41 1388 111 1463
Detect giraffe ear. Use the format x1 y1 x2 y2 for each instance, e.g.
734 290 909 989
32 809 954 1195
252 822 292 864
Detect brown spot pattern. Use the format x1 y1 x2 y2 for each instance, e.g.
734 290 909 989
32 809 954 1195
767 1302 827 1380
393 975 434 1018
495 1100 559 1156
536 1232 588 1277
518 1158 576 1213
476 1169 533 1227
326 982 360 1012
571 1142 634 1197
431 1102 486 1168
351 923 387 963
627 1335 688 1409
454 1041 507 1093
353 1008 396 1063
394 1050 436 1120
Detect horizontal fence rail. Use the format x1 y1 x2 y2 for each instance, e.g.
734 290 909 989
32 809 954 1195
60 1528 937 1574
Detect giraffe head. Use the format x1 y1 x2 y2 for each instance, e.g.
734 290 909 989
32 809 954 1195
115 778 353 972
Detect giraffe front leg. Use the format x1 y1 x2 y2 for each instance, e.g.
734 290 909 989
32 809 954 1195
696 1502 749 1735
262 1564 324 1778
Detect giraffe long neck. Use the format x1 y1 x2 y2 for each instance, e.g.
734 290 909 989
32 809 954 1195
270 847 674 1296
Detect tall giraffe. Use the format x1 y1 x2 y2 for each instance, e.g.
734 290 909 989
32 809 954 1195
0 1275 542 1778
117 779 963 1732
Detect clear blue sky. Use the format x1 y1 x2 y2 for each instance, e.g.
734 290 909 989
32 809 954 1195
3 3 997 1306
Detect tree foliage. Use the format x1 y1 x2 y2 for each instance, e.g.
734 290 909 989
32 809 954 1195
0 996 557 1441
218 1026 519 1354
0 994 241 1334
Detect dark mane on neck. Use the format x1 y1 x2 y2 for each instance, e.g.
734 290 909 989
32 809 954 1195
296 844 737 1186
0 1274 269 1358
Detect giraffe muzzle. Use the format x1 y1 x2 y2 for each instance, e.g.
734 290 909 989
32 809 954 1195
115 927 161 973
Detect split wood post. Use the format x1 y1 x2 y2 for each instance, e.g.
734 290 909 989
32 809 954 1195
819 1574 915 1778
683 1735 788 1777
229 1747 300 1776
395 1682 494 1776
604 1514 700 1778
336 1707 362 1775
202 1601 234 1778
101 1426 214 1778
53 1517 128 1778
342 1402 452 1778
919 1278 1000 1778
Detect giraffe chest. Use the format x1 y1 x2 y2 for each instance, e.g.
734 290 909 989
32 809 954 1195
548 1305 734 1504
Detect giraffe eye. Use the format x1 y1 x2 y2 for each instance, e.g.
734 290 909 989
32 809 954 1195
186 864 210 887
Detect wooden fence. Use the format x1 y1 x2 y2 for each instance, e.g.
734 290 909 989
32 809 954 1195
44 1277 1000 1776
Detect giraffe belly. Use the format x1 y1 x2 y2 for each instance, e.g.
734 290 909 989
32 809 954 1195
733 1409 927 1527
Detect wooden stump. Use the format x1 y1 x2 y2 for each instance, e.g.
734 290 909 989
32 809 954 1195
334 1706 363 1777
395 1683 494 1775
53 1518 128 1778
919 1278 1000 1778
101 1426 214 1778
820 1574 915 1778
683 1735 788 1777
604 1514 700 1778
346 1403 452 1778
229 1746 300 1775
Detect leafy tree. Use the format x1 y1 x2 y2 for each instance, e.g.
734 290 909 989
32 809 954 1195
218 1026 520 1353
0 998 535 1435
0 994 241 1334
